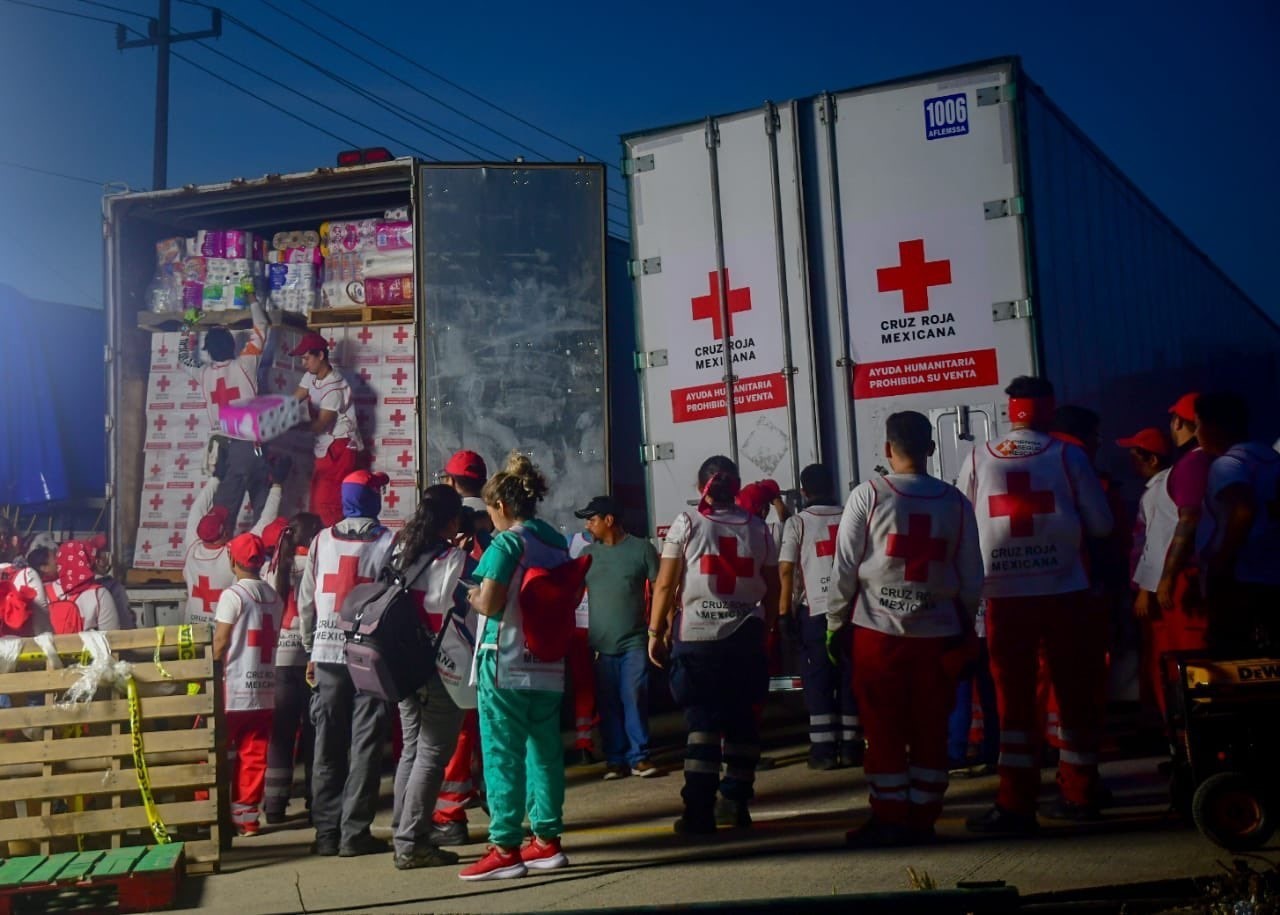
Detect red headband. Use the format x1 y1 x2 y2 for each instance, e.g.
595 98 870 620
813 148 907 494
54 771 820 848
698 472 741 515
1009 396 1055 428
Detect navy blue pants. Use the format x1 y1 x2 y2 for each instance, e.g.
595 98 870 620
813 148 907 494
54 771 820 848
800 607 860 760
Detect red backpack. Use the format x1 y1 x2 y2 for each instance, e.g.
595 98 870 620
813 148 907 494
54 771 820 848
518 554 591 663
49 591 86 635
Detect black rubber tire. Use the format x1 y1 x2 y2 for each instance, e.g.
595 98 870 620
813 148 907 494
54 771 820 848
1191 771 1276 851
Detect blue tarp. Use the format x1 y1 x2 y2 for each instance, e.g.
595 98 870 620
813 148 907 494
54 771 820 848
0 284 105 505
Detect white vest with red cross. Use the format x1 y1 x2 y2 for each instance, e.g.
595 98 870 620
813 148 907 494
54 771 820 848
968 434 1086 597
183 542 235 626
308 526 396 665
855 476 968 638
795 505 845 618
200 358 258 430
218 580 282 711
676 508 771 643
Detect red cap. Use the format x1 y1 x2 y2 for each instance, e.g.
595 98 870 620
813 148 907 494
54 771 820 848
227 532 267 570
289 331 330 357
444 450 487 482
1168 392 1199 423
261 517 288 551
196 506 231 544
736 482 773 517
342 469 390 491
755 479 781 501
1116 427 1170 456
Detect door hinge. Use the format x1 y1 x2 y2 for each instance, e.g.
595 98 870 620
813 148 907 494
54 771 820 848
623 153 655 177
704 117 720 149
992 299 1033 321
627 256 662 278
819 93 837 125
104 482 114 501
102 219 113 240
642 442 675 463
104 344 113 364
977 83 1015 107
764 102 781 136
104 414 114 432
635 349 668 369
983 196 1025 220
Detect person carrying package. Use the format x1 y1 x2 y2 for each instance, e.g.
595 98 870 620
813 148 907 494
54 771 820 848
958 376 1113 834
458 453 572 881
179 288 278 528
212 532 283 837
183 456 284 627
50 540 123 632
647 455 780 836
1193 392 1280 653
290 331 365 527
779 463 862 770
263 512 323 824
828 411 983 846
296 470 397 857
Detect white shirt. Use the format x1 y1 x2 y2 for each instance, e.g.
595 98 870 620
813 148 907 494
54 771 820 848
1131 468 1175 593
299 368 362 457
1198 442 1280 585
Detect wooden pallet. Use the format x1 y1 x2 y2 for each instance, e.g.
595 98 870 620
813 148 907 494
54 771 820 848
308 303 413 326
0 844 185 914
137 306 304 332
125 569 185 587
0 627 224 875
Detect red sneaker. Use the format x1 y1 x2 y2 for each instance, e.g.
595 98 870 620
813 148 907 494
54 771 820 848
520 836 568 871
458 846 527 881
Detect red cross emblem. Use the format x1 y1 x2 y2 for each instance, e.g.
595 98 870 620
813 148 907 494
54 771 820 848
876 239 952 314
814 524 840 559
209 377 242 409
358 366 372 383
149 492 165 511
158 342 170 358
989 472 1056 538
175 453 190 471
156 375 171 392
185 413 201 432
396 450 413 469
392 366 409 386
389 409 406 428
181 493 195 511
192 575 223 615
187 377 200 392
140 540 153 554
699 536 755 595
153 415 168 432
385 489 400 508
246 613 276 663
691 269 751 339
357 327 373 344
322 555 373 613
150 463 162 477
885 513 948 583
169 531 184 549
393 326 409 344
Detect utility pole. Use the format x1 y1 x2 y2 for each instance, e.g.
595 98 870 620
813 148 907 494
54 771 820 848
118 1 221 190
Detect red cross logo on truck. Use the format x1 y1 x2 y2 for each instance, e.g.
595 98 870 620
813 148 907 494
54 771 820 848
700 536 754 595
692 270 751 339
885 514 948 582
877 239 952 313
990 472 1055 538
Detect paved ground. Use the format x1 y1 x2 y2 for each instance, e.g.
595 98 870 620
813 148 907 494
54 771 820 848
168 703 1253 914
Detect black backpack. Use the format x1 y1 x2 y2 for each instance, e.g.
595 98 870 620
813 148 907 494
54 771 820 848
338 543 448 702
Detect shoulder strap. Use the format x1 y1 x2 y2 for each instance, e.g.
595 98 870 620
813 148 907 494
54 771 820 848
393 541 450 592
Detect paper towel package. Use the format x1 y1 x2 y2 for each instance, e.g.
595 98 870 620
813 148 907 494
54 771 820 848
374 221 413 251
218 395 308 443
360 251 413 279
364 275 413 306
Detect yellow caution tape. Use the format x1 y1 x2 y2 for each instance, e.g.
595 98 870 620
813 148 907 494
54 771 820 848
178 625 201 696
126 675 171 845
153 626 174 680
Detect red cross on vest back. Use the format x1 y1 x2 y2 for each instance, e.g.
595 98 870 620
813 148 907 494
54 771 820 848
246 612 276 663
990 472 1056 538
192 575 223 615
885 513 948 583
691 270 752 339
322 555 373 613
210 376 242 409
699 536 755 595
876 239 952 314
814 524 840 558
357 327 373 344
393 326 409 344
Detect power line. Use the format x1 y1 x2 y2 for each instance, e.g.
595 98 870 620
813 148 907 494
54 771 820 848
1 0 119 26
68 0 149 19
0 158 127 188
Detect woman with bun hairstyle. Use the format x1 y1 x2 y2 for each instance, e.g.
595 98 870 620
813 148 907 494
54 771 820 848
458 453 572 881
263 512 322 824
647 455 780 835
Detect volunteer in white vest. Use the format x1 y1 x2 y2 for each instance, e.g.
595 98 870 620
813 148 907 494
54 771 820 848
1116 427 1175 718
957 376 1113 835
648 455 780 836
263 512 323 824
290 331 364 528
829 412 983 846
11 546 58 636
212 532 282 837
779 463 861 770
296 470 396 857
183 462 283 627
389 485 472 871
1194 392 1280 652
459 453 571 881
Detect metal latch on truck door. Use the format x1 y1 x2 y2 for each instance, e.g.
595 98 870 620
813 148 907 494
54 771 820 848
627 257 662 278
635 350 669 369
992 299 1033 321
984 197 1025 220
623 154 655 176
642 442 675 463
976 84 1015 107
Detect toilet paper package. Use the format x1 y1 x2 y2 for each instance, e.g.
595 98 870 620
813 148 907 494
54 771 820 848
374 221 413 252
194 229 254 259
364 275 413 306
361 251 413 279
324 219 378 255
218 394 308 443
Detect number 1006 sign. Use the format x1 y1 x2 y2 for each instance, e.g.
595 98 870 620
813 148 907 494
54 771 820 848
924 93 969 141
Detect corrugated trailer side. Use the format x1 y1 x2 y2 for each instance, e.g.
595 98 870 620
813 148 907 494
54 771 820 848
1019 72 1280 448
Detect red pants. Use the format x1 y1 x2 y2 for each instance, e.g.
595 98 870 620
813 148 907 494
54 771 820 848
309 439 360 528
987 592 1105 815
567 628 596 750
852 627 951 831
1143 570 1208 719
433 711 480 825
227 709 272 828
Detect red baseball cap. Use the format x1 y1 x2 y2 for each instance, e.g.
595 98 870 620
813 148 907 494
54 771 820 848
261 516 289 551
444 450 488 482
289 331 330 357
736 482 773 517
342 469 390 491
1168 392 1199 423
227 532 267 570
1116 427 1170 456
196 506 231 544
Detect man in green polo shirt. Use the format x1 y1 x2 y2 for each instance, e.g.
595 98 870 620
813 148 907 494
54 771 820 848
574 496 661 780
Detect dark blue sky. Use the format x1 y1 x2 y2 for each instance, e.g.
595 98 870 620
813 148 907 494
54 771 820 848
1 0 1275 318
